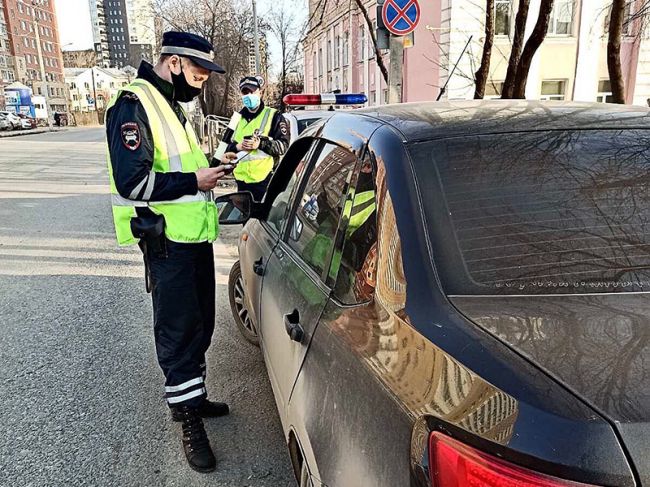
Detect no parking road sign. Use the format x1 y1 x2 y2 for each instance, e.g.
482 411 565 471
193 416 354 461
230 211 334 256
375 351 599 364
382 0 421 36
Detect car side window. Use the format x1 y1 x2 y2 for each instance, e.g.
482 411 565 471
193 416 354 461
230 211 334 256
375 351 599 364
332 155 378 304
286 143 357 279
265 140 318 235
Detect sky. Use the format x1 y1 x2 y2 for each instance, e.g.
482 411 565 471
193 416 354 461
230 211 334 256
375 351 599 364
53 0 308 78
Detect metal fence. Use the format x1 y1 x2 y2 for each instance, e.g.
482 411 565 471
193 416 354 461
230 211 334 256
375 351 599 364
196 114 230 156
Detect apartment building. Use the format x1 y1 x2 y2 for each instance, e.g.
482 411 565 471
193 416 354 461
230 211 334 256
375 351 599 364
89 0 155 69
0 0 14 108
2 0 68 113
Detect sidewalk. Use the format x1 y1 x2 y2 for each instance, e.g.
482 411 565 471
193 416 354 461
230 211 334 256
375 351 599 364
0 127 68 138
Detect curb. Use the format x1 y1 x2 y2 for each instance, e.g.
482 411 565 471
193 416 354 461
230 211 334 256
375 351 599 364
0 128 68 138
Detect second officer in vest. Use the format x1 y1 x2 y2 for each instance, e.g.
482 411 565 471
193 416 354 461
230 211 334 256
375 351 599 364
226 76 290 201
106 32 229 473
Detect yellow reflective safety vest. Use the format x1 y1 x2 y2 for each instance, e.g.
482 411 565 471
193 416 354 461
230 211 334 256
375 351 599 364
232 106 276 184
346 190 376 237
105 79 218 246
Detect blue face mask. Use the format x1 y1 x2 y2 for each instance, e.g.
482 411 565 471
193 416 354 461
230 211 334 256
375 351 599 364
243 93 261 110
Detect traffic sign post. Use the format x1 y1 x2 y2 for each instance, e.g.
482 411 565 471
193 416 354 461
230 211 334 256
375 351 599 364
382 0 420 104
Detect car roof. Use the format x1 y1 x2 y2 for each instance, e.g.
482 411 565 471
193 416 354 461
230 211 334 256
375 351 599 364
354 100 650 142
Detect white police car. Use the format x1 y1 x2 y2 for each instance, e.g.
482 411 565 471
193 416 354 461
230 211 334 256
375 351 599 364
281 93 367 143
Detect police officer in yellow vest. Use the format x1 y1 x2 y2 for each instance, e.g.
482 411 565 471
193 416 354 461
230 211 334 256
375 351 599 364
223 76 290 201
105 32 229 473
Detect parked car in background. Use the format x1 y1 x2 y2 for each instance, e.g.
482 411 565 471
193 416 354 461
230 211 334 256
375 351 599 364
16 113 37 129
0 114 11 131
217 101 650 487
0 111 21 130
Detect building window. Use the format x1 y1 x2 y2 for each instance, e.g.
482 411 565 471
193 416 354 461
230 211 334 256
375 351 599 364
495 0 511 36
369 22 376 59
18 3 23 13
540 80 566 100
343 31 349 66
360 26 366 61
24 37 29 47
597 80 613 103
334 35 340 68
318 47 323 76
548 0 574 35
483 81 503 100
20 20 25 30
382 89 388 104
370 90 376 105
327 39 332 71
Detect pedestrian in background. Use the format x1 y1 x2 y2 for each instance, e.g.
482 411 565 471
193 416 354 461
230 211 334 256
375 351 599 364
105 31 229 473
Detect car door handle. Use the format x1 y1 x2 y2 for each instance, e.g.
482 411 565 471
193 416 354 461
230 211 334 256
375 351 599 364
253 257 265 276
284 310 304 343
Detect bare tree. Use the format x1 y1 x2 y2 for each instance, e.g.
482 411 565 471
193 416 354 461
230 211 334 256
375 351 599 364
608 0 628 103
352 0 389 84
62 49 96 69
512 0 555 99
267 0 307 108
151 0 257 116
502 0 530 98
475 0 495 99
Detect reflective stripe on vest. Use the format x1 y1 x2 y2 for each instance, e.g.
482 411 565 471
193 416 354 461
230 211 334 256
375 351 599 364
232 106 276 184
343 190 376 238
105 79 218 246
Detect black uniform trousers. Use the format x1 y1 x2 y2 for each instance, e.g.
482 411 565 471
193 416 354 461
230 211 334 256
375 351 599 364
236 173 272 203
145 239 215 409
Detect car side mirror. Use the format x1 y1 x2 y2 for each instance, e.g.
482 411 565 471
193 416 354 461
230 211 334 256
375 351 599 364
215 192 253 225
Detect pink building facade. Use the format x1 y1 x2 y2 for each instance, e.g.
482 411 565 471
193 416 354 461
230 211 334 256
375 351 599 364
303 0 441 106
304 0 650 107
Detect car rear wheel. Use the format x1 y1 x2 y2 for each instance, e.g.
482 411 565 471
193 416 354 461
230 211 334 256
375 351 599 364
228 261 260 346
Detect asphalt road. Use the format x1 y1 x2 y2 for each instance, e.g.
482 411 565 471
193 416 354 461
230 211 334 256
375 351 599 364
0 128 295 486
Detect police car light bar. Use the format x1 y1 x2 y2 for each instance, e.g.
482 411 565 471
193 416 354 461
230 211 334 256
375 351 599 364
283 93 368 106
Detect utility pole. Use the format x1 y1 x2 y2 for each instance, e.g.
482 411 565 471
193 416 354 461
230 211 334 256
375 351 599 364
24 0 53 131
388 35 404 104
91 66 100 123
251 0 261 75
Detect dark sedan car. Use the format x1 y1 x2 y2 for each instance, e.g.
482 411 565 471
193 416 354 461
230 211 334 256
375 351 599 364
216 101 650 487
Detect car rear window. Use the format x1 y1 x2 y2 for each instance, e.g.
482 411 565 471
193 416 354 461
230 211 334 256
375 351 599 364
411 129 650 295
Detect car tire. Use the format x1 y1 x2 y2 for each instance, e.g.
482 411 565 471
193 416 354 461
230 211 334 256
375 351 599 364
228 261 260 346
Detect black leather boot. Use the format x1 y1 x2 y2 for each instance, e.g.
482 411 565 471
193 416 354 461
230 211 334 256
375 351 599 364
175 406 216 473
172 399 230 422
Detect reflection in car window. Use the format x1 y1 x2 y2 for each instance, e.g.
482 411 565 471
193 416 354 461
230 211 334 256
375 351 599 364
266 142 316 235
333 157 378 304
413 130 650 295
297 118 322 134
287 144 357 277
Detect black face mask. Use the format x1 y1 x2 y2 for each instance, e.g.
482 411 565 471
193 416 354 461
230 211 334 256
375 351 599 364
171 61 202 102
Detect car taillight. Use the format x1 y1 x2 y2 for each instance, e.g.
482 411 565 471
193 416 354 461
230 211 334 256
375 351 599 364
429 432 597 487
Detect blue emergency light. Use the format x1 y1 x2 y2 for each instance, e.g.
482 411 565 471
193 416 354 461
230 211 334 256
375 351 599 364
283 93 368 106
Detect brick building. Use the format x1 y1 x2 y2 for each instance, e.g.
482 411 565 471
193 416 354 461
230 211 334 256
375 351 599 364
2 0 68 113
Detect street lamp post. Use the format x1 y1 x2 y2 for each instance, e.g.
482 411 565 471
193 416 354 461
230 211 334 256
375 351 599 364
19 0 53 131
252 0 260 75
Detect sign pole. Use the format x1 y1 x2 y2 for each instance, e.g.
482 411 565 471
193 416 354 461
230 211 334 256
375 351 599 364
382 0 420 104
388 35 403 104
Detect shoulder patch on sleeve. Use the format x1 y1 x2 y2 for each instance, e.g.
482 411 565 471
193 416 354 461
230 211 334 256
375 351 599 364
279 119 289 136
121 122 141 151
